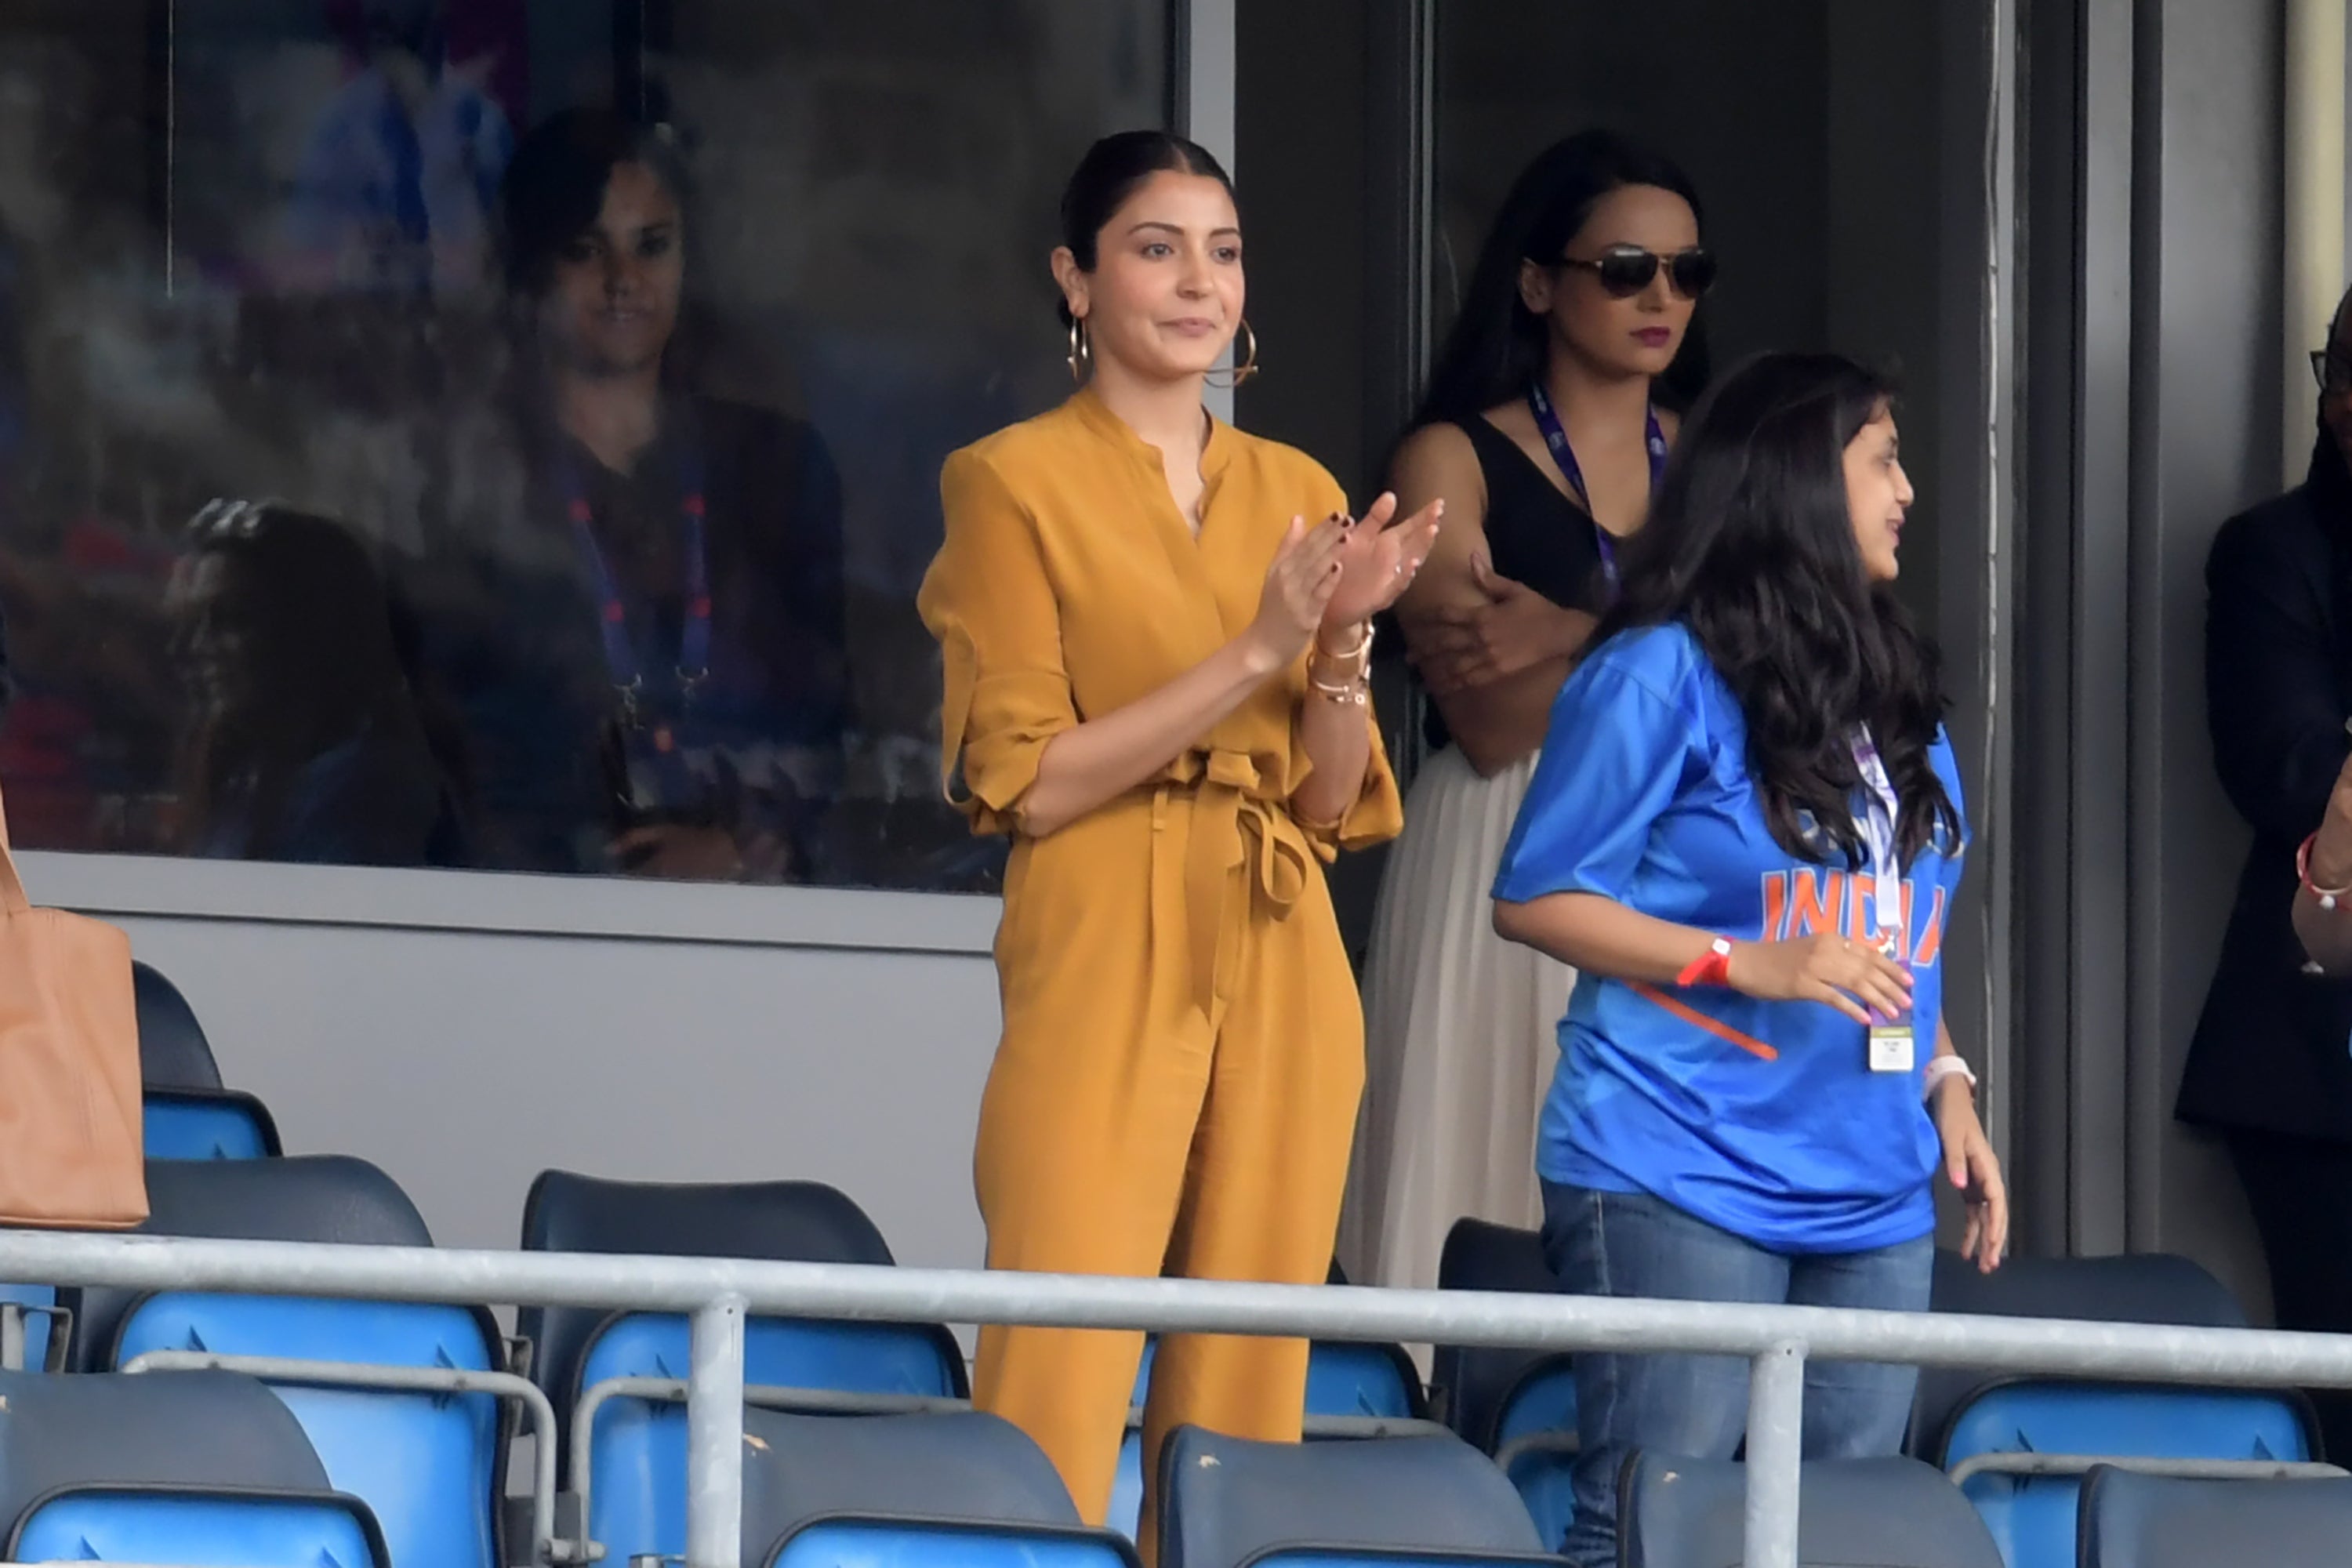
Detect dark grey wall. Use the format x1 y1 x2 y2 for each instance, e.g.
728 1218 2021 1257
2141 0 2283 1301
1233 0 1370 491
1432 1 1832 390
2015 0 2286 1304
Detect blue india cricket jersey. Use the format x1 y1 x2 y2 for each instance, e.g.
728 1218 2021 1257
1493 622 1968 1253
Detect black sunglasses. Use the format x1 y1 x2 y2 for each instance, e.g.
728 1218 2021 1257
1556 244 1717 301
2312 347 2352 393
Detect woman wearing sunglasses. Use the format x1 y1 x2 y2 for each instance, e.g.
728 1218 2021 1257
1341 129 1712 1300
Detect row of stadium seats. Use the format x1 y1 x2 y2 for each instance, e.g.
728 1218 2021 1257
1433 1218 2336 1567
50 961 2352 1568
9 1149 2343 1568
0 1361 1533 1568
0 1358 2345 1568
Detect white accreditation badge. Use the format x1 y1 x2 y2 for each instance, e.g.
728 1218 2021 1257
1854 728 1915 1073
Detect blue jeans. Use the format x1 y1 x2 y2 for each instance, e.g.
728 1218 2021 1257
1539 1180 1933 1568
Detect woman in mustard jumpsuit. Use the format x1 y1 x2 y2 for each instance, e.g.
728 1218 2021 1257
918 132 1439 1548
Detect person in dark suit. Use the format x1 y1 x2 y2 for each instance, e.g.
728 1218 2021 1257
2181 284 2352 1463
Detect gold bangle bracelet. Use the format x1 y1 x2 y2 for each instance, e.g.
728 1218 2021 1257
1313 621 1374 666
1307 666 1370 706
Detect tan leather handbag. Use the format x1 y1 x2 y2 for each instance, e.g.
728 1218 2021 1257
0 792 147 1227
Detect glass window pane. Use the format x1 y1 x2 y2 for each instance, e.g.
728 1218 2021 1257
0 0 1169 892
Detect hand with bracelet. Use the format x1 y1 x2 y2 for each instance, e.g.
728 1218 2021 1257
1276 493 1438 829
1305 491 1443 702
1690 930 2003 1269
2292 742 2352 971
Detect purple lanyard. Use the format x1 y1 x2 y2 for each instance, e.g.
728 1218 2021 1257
557 446 713 726
1525 380 1668 593
1851 726 1904 952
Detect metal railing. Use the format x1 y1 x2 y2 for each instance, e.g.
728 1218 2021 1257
7 1229 2352 1568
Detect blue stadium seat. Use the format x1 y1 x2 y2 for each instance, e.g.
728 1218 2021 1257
78 1156 507 1568
1312 1258 1428 1421
1306 1339 1427 1421
517 1171 969 1568
1423 1221 1576 1542
113 1295 503 1568
575 1312 966 1563
1911 1248 2250 1453
1933 1381 2318 1568
1430 1219 1563 1450
741 1409 1137 1568
1487 1354 1577 1551
1107 1335 1435 1541
1156 1427 1549 1568
0 1367 389 1568
133 960 223 1091
1915 1248 2305 1568
1618 1453 2003 1568
143 1087 281 1160
2078 1464 2352 1568
68 1156 442 1368
14 1489 387 1568
131 963 281 1156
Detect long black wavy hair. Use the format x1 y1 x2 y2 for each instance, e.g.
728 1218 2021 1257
1586 351 1959 868
1414 128 1708 430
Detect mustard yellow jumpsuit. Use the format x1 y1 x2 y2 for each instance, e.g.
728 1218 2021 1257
918 388 1402 1544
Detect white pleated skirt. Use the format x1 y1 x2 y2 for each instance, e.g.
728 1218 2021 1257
1338 744 1574 1303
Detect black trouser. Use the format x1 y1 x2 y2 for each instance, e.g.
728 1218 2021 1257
2228 1130 2352 1462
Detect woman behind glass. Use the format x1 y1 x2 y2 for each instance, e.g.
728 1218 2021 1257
1341 129 1710 1296
1490 352 2008 1566
424 108 846 880
918 131 1436 1549
167 502 453 866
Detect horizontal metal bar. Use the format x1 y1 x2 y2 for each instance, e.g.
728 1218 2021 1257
1299 1415 1454 1440
24 1232 2352 1394
122 1349 579 1566
1948 1451 2352 1486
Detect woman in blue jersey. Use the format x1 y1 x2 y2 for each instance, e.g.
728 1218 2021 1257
1491 351 2007 1567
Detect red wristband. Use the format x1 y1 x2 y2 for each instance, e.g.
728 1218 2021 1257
1677 936 1734 988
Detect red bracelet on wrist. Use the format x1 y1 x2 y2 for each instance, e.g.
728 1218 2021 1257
1677 936 1734 988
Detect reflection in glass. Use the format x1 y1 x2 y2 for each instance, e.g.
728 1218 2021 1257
0 0 1168 892
169 499 453 866
417 108 848 884
274 0 520 298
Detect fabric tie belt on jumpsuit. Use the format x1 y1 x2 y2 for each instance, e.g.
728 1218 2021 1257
1150 746 1320 1022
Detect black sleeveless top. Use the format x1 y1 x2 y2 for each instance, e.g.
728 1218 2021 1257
1415 415 1615 752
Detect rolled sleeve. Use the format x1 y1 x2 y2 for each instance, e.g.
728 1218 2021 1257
1493 659 1695 905
1295 704 1403 855
916 448 1079 835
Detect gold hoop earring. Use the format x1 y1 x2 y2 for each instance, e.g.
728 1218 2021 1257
1207 319 1260 388
1066 317 1091 383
